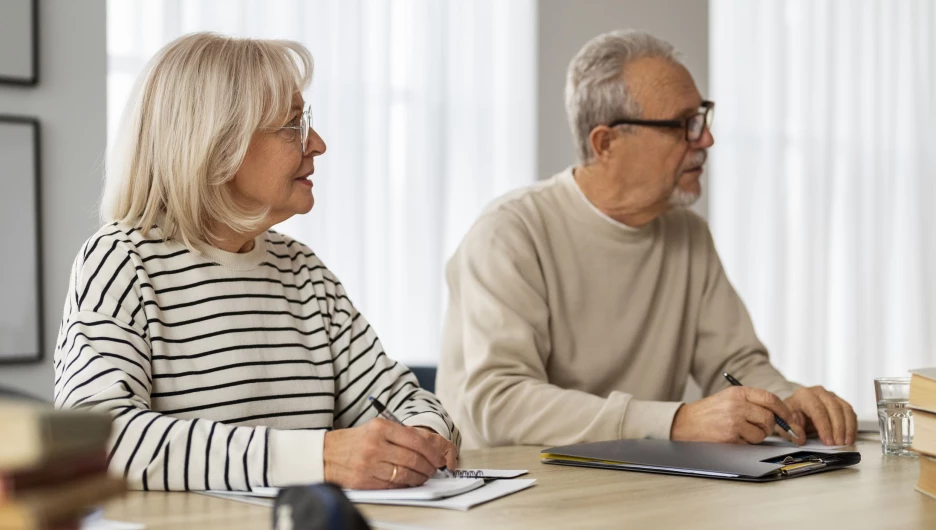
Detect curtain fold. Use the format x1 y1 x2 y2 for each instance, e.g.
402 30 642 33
107 0 537 366
710 0 936 415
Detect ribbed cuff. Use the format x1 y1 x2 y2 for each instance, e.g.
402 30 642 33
267 428 326 486
402 412 452 440
619 399 685 440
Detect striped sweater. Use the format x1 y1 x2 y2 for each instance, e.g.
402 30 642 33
53 223 459 491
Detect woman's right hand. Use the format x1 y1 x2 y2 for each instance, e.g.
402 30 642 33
323 418 448 489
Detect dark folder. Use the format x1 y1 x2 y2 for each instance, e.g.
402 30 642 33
541 439 860 482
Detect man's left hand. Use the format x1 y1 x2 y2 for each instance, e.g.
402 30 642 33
784 386 857 446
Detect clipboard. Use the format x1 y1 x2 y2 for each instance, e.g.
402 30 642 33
540 439 860 482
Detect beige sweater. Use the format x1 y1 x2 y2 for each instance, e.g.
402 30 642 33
437 168 795 449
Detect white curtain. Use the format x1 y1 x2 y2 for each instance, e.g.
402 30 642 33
709 0 936 416
107 0 537 366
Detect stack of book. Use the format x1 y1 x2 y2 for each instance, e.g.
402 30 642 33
910 369 936 499
0 401 126 529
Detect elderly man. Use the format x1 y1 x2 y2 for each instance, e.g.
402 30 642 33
436 30 857 449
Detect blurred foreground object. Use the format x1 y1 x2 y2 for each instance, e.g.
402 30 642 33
273 484 370 530
0 401 125 529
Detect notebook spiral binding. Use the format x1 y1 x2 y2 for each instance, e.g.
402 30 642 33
448 469 483 478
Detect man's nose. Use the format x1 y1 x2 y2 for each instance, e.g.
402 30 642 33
695 124 715 148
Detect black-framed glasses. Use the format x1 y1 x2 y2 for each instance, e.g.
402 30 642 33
608 100 714 142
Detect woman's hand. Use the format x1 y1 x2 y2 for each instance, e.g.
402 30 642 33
323 418 449 489
412 426 458 471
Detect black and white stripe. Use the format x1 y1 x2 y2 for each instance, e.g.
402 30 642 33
53 223 459 491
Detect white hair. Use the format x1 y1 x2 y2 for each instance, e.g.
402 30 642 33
565 30 682 164
668 187 700 208
101 32 313 249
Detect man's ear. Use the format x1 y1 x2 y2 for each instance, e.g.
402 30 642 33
588 125 616 161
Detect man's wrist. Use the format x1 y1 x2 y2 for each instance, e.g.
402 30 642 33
669 403 687 440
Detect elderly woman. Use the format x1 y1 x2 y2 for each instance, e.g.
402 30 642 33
53 32 459 491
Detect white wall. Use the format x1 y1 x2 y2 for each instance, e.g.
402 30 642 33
0 0 107 399
536 0 710 215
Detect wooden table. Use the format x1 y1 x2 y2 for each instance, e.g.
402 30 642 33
104 435 936 529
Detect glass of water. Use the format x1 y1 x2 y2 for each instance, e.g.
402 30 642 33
874 377 915 457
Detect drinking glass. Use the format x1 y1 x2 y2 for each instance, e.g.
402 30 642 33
874 377 915 457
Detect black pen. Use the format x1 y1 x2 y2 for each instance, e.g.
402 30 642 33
368 396 454 478
722 372 799 439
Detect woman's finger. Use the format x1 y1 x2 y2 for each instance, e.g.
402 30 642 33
379 461 426 488
380 442 436 480
414 429 459 471
380 421 445 468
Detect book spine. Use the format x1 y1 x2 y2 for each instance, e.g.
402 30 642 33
0 451 107 501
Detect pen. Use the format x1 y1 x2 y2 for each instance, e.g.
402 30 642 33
722 372 799 440
368 396 454 478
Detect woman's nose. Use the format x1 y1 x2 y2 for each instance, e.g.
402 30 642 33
305 127 326 156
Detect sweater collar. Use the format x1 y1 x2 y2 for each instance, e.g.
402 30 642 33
557 167 657 242
195 233 268 271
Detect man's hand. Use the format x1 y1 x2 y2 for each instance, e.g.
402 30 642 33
671 386 806 444
323 418 450 489
412 426 458 471
784 386 857 446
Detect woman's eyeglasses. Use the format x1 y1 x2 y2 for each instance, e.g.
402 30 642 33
270 105 314 152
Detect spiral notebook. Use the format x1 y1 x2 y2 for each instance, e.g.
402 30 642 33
202 469 531 510
445 468 527 479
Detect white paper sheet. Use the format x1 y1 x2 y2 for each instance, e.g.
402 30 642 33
347 478 483 501
760 436 848 449
206 478 485 502
200 478 537 511
350 479 537 511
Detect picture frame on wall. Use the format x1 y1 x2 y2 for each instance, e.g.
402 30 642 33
0 116 44 363
0 0 39 86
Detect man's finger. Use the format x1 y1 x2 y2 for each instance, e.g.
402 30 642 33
738 421 769 445
799 391 835 445
776 419 807 446
841 399 858 445
744 404 775 438
792 410 806 429
816 390 846 445
742 388 796 426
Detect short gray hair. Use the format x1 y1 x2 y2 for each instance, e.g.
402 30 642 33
565 30 681 164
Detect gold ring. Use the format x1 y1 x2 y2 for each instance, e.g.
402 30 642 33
390 465 398 483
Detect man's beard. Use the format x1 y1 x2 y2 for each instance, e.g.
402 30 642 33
668 150 706 208
669 187 701 208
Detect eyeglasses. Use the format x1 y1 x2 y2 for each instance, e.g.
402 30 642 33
607 100 714 142
269 104 314 152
